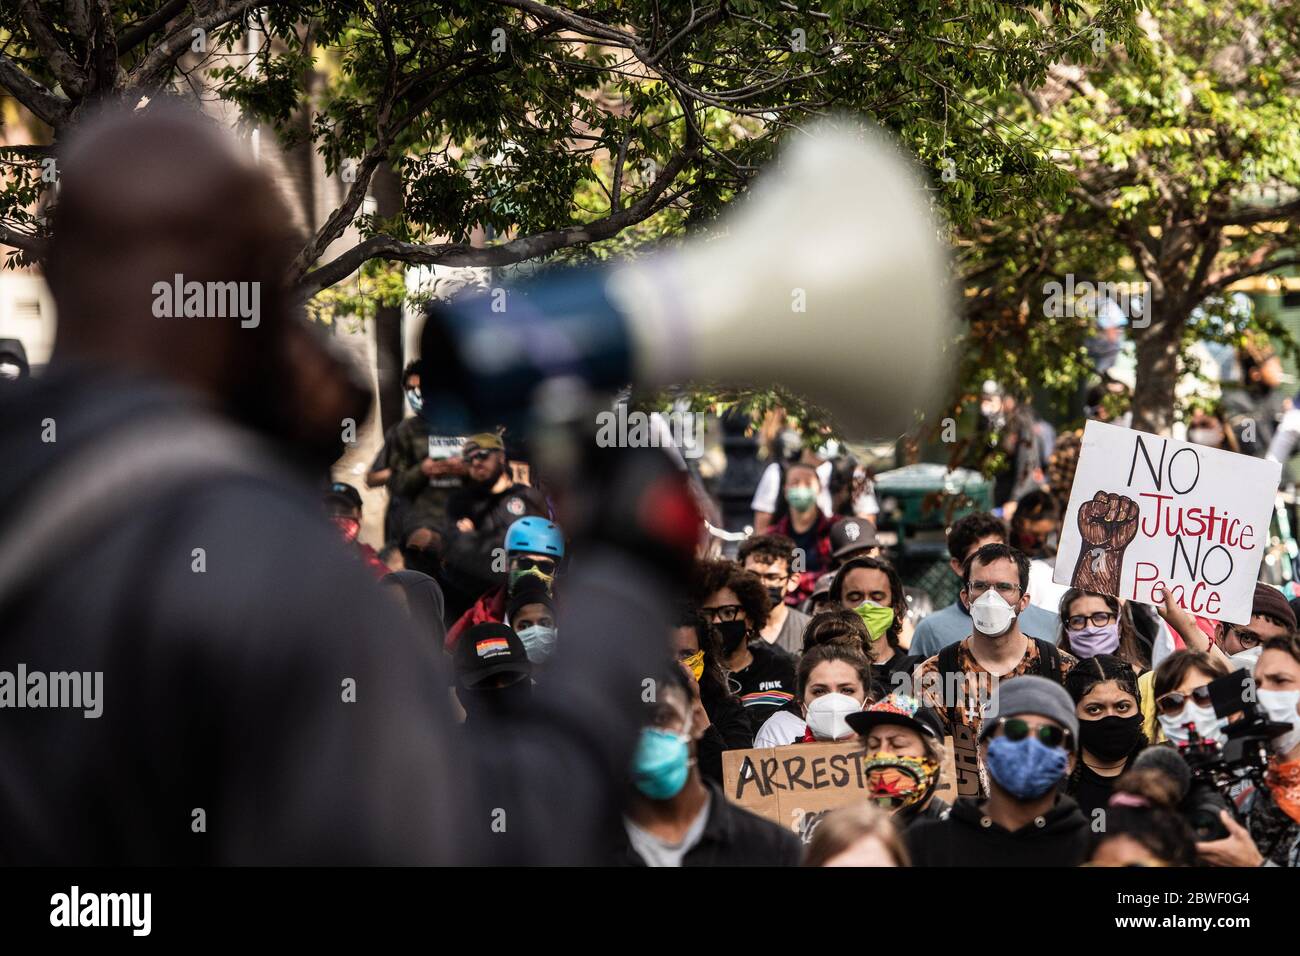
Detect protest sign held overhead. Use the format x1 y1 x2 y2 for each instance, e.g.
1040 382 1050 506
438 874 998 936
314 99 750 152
1054 420 1281 624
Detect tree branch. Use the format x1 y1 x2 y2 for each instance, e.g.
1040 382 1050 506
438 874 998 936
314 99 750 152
17 0 87 97
128 0 266 90
119 0 193 55
0 223 48 258
0 52 71 128
296 145 698 299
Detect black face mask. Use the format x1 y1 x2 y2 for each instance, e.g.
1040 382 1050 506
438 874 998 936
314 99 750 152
715 620 748 655
460 678 532 722
1079 712 1144 761
766 586 786 608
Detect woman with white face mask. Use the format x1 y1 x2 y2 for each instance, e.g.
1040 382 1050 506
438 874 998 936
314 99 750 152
1152 650 1231 748
753 643 871 746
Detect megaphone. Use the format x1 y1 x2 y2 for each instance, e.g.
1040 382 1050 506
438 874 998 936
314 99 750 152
419 122 953 437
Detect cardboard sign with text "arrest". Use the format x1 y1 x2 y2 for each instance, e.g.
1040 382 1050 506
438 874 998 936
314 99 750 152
1053 420 1280 625
721 740 956 842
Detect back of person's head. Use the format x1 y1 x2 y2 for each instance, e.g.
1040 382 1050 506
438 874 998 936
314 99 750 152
1089 768 1197 866
48 99 298 363
946 512 1007 563
802 609 868 653
802 803 909 867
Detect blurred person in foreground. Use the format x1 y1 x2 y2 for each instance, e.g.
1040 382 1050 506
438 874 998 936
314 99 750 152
0 100 677 865
803 803 909 867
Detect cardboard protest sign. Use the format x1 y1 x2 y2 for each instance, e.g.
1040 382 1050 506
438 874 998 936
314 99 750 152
721 739 956 843
1053 420 1280 625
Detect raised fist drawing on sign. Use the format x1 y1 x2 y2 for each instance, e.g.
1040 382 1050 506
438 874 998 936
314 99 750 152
1070 491 1140 595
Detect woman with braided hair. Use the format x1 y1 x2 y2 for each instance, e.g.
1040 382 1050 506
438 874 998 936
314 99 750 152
1064 654 1148 821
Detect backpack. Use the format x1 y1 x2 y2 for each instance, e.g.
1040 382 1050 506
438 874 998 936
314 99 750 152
934 637 1063 798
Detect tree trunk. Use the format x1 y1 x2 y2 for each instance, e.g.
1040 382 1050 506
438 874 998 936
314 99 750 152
370 161 405 434
1128 297 1182 436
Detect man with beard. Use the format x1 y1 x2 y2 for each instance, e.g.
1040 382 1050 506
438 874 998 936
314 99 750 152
442 433 549 619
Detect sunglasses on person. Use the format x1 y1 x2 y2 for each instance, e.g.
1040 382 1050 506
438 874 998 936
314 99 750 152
989 717 1071 750
1156 685 1213 716
464 449 495 464
701 604 745 623
513 556 557 576
1066 611 1117 631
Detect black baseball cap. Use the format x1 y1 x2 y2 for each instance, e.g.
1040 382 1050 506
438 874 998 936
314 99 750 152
830 518 878 560
455 623 532 689
845 691 944 742
324 481 363 511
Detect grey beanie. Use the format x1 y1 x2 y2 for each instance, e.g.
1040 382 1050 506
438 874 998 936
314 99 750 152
980 675 1079 748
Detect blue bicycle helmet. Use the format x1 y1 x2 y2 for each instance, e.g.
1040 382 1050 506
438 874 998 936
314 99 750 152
505 516 565 558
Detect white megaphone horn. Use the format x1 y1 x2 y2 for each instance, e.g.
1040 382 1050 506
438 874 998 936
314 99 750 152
419 120 954 438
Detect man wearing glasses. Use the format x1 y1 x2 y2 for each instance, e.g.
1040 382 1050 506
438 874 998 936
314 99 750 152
913 543 1077 798
1218 582 1297 670
905 676 1091 866
738 534 811 656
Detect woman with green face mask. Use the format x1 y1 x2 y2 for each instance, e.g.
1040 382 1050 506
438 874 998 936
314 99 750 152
830 556 924 691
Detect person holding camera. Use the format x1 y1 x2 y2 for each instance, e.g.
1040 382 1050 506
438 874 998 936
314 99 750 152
1228 633 1300 866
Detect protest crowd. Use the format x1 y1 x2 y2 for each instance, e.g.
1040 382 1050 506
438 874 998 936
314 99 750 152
3 105 1300 875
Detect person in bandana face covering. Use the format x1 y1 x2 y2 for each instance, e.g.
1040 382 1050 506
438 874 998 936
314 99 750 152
846 692 948 826
1208 634 1300 867
445 516 563 650
323 483 388 579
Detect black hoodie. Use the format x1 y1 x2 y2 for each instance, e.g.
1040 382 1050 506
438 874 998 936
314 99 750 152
905 794 1090 866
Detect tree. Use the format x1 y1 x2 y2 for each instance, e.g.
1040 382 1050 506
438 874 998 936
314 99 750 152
960 1 1300 436
2 2 1135 428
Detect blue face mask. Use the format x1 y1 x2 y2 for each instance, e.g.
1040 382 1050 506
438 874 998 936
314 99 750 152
516 625 557 663
405 387 423 414
632 728 692 800
984 735 1069 800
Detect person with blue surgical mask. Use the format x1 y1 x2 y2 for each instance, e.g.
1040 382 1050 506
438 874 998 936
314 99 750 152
613 664 801 867
905 676 1091 866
